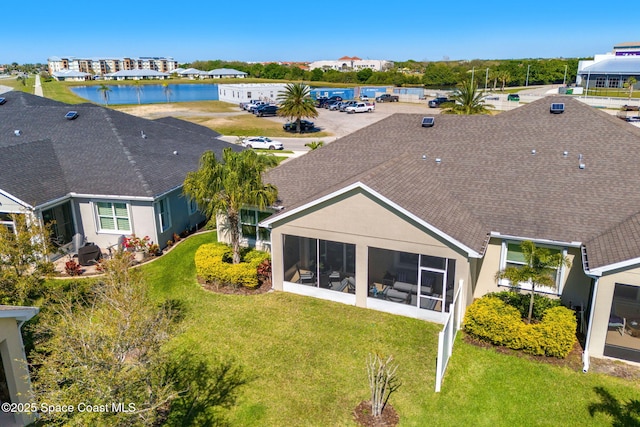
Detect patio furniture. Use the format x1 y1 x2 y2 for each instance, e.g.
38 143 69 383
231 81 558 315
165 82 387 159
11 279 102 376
386 288 409 303
78 243 101 266
609 313 627 336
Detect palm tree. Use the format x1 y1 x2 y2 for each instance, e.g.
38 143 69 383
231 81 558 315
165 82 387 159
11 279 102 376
277 82 318 133
441 79 493 115
97 84 112 106
133 80 143 104
495 241 571 323
496 70 511 91
624 76 637 101
162 83 172 103
183 148 278 264
304 141 324 150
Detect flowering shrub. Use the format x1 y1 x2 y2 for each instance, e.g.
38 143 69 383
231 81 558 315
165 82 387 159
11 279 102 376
123 234 151 252
64 259 83 276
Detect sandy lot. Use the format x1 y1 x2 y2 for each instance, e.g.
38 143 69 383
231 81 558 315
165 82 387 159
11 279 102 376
117 101 435 139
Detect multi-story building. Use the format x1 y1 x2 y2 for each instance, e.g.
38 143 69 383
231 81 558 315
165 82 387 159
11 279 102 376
47 56 179 77
577 42 640 90
309 56 393 72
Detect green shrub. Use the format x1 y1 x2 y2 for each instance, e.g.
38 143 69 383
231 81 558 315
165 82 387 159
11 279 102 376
488 291 562 322
464 296 577 358
195 243 270 289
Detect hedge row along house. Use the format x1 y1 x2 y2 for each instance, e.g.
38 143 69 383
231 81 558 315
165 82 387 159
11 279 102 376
242 96 640 369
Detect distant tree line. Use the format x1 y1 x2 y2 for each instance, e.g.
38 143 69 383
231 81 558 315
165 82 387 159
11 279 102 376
184 57 584 89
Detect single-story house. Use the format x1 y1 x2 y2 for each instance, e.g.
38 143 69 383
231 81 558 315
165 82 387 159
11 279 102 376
0 90 241 257
254 96 640 368
208 68 247 79
104 69 170 80
51 69 91 81
0 305 38 427
177 68 209 79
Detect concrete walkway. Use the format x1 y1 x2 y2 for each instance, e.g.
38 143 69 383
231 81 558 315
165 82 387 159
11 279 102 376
34 74 43 96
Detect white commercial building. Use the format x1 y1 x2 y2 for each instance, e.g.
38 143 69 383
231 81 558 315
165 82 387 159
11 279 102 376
309 56 393 72
217 83 291 104
577 42 640 89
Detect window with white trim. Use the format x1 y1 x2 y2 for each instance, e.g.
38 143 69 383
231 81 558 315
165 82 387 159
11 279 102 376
96 202 131 232
156 198 171 232
499 241 565 294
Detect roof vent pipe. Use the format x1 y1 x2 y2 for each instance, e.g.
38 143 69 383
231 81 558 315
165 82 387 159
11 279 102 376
14 130 21 136
563 151 568 158
435 158 442 165
531 149 536 155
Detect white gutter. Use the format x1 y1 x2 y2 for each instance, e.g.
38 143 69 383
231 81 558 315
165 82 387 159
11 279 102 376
582 275 599 373
68 192 154 202
489 232 581 248
587 257 640 277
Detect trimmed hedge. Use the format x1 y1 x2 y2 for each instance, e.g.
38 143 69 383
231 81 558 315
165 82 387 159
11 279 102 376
195 243 270 289
464 296 577 358
487 291 562 322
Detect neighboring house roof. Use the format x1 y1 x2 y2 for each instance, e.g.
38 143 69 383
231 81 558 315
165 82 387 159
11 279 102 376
105 69 169 78
264 96 640 270
0 91 241 208
208 68 247 76
179 68 207 76
52 70 91 78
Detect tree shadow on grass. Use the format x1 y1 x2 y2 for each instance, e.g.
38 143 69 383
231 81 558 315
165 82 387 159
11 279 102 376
161 352 251 427
588 386 640 427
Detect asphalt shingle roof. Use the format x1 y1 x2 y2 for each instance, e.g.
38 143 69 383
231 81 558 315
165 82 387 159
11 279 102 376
265 96 640 270
0 91 241 207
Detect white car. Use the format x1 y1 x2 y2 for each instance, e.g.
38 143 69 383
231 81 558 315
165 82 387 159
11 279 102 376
241 136 284 150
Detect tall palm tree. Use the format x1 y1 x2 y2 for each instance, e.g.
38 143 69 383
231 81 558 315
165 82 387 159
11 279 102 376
276 82 318 133
183 148 278 264
442 79 493 115
624 76 637 101
495 241 571 323
97 84 112 106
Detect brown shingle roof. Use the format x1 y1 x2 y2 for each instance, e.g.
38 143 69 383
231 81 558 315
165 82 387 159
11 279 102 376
265 96 640 269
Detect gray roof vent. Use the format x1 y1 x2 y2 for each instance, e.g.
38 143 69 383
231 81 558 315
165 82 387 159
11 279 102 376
14 130 21 136
141 131 147 139
65 111 78 120
550 103 565 114
421 117 435 127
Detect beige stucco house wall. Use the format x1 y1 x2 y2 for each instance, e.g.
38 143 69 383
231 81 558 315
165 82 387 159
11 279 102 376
0 306 38 427
268 188 472 322
588 266 640 357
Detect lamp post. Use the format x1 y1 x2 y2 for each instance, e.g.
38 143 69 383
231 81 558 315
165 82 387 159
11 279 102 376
485 68 489 91
563 65 568 86
525 64 530 87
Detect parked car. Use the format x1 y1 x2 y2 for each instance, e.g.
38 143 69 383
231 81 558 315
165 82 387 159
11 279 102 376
283 120 315 132
241 99 264 111
375 94 399 102
254 104 279 117
345 102 375 113
507 94 520 101
241 136 284 150
340 101 358 112
360 94 370 101
328 101 343 111
324 100 341 109
428 97 452 108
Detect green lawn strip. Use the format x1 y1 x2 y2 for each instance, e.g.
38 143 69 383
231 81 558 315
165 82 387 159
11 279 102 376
40 80 88 104
142 232 439 425
181 114 332 138
435 338 638 426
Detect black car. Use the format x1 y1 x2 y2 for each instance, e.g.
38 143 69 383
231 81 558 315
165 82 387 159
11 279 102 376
283 120 314 132
254 104 278 117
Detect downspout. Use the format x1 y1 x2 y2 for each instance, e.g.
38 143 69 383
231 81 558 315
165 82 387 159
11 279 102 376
582 275 599 373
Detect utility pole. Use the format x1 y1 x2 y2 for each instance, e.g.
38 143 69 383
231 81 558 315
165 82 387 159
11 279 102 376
525 64 530 87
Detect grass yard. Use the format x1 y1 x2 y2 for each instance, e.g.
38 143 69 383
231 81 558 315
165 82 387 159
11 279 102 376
140 231 640 426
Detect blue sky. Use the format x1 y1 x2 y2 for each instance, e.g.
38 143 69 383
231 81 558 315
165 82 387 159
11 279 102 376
3 2 638 64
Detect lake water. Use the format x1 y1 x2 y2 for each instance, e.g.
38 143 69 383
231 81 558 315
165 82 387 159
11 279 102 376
70 84 220 105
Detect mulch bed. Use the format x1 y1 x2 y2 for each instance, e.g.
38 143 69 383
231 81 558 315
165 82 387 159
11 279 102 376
353 401 399 427
200 278 272 295
463 333 640 380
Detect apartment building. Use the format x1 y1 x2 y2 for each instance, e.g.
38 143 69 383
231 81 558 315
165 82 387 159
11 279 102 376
309 56 394 72
47 56 179 77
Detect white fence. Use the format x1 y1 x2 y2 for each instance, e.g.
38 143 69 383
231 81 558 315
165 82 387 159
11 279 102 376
435 280 464 392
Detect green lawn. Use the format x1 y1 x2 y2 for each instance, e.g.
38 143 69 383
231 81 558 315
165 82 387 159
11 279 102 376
139 232 639 426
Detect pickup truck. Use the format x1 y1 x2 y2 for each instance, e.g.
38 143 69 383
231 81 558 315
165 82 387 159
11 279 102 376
375 94 399 102
345 102 375 114
428 97 452 108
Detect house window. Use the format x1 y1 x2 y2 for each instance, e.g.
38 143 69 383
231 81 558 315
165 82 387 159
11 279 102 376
156 198 171 232
595 77 606 88
499 241 565 294
240 209 271 241
187 199 198 216
0 212 16 233
96 202 130 232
